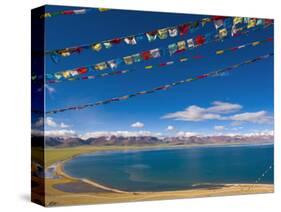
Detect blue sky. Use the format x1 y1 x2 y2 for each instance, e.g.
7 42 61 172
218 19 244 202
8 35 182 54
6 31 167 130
42 5 274 137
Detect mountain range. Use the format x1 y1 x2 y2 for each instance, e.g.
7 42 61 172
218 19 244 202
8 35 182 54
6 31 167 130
32 134 274 147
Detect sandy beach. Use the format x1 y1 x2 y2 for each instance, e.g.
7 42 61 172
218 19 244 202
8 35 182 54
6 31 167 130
34 145 274 206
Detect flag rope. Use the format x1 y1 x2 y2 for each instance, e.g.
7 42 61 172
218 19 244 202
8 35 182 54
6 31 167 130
46 37 273 84
44 15 228 55
43 17 272 60
44 53 273 115
44 23 272 82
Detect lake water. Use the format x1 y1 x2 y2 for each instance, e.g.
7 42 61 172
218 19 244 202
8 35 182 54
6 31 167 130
63 144 274 192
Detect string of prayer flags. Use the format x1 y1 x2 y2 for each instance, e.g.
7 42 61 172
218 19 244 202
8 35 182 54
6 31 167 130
45 53 273 114
46 38 273 84
46 23 273 81
45 16 238 59
40 8 110 19
46 16 271 62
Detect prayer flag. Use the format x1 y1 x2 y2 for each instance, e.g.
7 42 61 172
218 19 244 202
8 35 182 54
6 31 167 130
179 57 188 62
69 70 79 77
146 31 158 42
141 51 152 60
124 36 137 45
256 19 264 26
219 28 228 39
62 71 72 78
212 16 225 29
168 43 178 55
187 38 195 48
157 28 168 39
178 24 189 36
107 60 118 69
95 62 108 71
252 41 261 46
247 19 256 28
110 38 122 44
123 56 134 65
168 27 178 37
98 8 110 12
91 43 102 52
132 53 142 63
150 48 161 58
177 40 186 51
103 41 112 49
58 49 71 57
201 18 211 26
63 10 74 15
195 35 206 45
54 72 63 80
216 50 224 55
233 17 243 25
73 9 87 14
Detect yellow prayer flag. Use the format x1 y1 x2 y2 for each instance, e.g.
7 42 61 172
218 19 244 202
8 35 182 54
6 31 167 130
216 50 224 55
247 19 256 28
252 41 260 46
233 17 243 25
91 43 102 52
98 8 110 12
219 28 228 39
145 65 153 69
62 71 71 78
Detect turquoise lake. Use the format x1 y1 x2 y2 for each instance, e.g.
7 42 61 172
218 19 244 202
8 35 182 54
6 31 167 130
63 144 274 192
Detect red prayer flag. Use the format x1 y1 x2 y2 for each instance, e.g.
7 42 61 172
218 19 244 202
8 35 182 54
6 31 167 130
211 16 226 21
159 63 167 67
110 38 122 44
230 47 238 51
77 67 88 74
178 24 189 36
63 10 75 15
195 35 206 45
197 74 208 79
141 51 152 60
73 47 82 53
264 19 273 25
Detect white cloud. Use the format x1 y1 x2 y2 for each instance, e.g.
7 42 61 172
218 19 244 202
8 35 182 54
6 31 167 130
228 111 273 124
162 101 241 122
131 122 144 128
81 131 161 140
206 101 242 114
162 101 272 124
45 129 77 138
162 105 223 121
60 122 70 128
176 131 199 137
166 125 175 131
46 117 57 127
34 117 70 129
214 125 225 131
